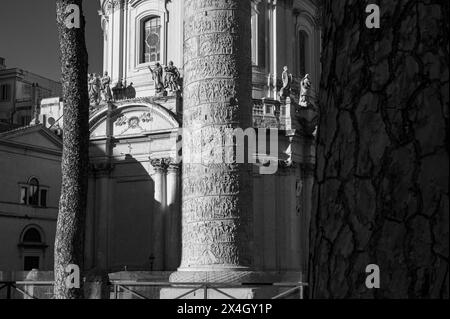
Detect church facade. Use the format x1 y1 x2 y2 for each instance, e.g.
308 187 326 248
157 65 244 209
37 0 321 276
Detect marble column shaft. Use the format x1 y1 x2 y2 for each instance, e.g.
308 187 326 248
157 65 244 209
151 158 169 270
181 0 253 271
166 163 181 270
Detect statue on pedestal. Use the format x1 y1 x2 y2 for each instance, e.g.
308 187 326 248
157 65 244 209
164 61 181 93
112 79 125 101
88 73 101 105
299 74 312 107
148 63 165 95
126 82 136 99
279 66 292 100
101 71 112 102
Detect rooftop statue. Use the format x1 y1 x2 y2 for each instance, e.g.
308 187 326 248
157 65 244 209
164 61 181 94
299 74 312 107
279 66 292 100
88 73 101 105
101 71 112 102
148 63 165 95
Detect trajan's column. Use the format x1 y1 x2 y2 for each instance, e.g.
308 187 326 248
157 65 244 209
174 0 254 280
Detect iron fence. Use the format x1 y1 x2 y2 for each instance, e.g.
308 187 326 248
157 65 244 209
0 280 307 300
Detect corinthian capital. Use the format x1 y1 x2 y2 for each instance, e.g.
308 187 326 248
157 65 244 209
150 157 171 172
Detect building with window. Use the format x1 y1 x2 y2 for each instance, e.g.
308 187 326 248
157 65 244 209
99 0 320 99
13 0 320 280
0 125 62 271
0 58 62 127
79 0 320 275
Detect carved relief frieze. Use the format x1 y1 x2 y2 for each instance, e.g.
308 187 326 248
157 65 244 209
181 0 252 269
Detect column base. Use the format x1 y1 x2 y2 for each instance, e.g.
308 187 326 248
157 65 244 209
160 270 288 299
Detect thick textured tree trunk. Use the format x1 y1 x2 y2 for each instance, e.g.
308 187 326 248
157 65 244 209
310 0 449 298
54 0 90 299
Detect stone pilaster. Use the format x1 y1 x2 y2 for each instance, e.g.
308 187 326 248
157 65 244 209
179 0 253 275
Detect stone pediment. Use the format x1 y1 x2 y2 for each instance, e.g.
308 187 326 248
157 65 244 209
89 102 180 139
0 125 62 153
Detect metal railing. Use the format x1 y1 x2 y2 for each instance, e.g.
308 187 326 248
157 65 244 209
0 280 307 300
0 281 54 299
110 281 307 300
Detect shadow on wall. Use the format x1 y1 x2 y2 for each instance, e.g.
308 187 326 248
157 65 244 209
86 145 180 273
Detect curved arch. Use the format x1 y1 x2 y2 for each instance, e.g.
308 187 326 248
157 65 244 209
27 176 40 185
89 101 180 139
90 101 179 128
19 224 46 244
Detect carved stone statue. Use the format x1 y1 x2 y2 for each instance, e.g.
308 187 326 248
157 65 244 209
88 73 102 105
299 74 312 107
101 71 112 102
112 79 125 100
279 66 292 99
126 82 136 99
164 61 181 93
148 63 165 94
88 73 95 102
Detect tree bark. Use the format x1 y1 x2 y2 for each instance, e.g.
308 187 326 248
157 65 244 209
310 0 449 298
54 0 90 299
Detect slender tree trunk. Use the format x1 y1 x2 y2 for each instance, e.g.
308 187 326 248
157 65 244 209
54 0 90 299
310 0 449 298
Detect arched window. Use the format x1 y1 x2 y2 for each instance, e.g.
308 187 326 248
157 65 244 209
28 178 39 206
23 228 42 243
19 177 48 207
141 16 161 64
298 30 309 77
20 226 46 271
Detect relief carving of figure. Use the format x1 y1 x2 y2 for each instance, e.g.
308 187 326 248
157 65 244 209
279 66 292 99
101 71 112 102
164 61 181 93
299 74 312 107
148 63 165 94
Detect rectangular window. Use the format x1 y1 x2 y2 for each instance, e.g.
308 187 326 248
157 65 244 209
24 256 40 271
142 17 161 63
0 84 10 102
20 187 28 205
40 189 47 207
29 185 39 206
